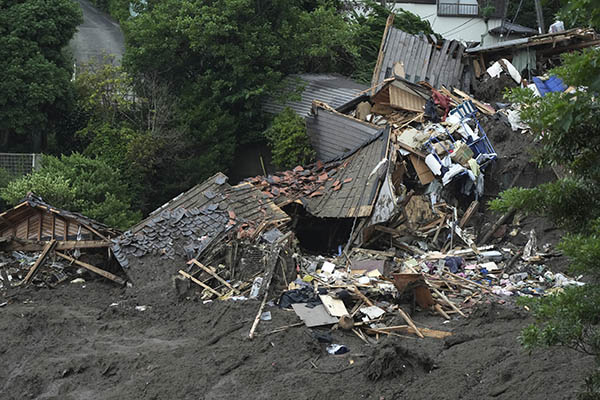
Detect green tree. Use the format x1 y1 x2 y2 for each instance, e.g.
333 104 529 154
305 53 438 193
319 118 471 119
265 107 315 169
491 47 600 398
1 153 141 230
0 0 82 151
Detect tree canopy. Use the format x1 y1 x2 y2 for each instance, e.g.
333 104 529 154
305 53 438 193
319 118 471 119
0 0 82 152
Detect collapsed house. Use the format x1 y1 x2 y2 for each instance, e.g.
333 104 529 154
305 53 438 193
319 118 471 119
2 14 589 341
0 193 125 287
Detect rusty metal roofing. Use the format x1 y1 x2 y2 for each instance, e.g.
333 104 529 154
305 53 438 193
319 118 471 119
306 102 383 162
372 16 466 91
263 74 369 117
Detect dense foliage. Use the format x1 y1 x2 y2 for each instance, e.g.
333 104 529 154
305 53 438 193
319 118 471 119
491 47 600 398
1 154 141 230
265 108 315 169
0 0 82 152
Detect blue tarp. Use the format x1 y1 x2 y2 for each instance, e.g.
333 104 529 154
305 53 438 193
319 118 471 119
533 75 567 96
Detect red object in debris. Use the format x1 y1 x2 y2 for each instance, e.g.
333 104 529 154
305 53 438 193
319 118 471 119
333 180 340 186
272 176 281 183
332 185 341 191
316 160 324 170
228 210 236 219
309 191 323 198
318 173 328 182
293 165 304 172
343 178 352 183
432 89 451 121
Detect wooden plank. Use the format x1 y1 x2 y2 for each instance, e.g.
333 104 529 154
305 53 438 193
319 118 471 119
22 239 57 284
397 307 424 338
249 248 282 338
372 14 395 91
420 42 434 83
189 259 239 293
439 40 458 88
367 325 452 339
459 200 479 228
450 45 465 87
38 211 43 240
414 39 428 82
4 239 111 252
432 287 466 317
430 39 451 88
179 270 223 297
80 222 110 241
56 251 126 286
403 35 417 82
51 214 55 239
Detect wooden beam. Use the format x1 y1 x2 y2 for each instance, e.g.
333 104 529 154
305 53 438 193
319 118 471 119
55 251 126 285
3 239 111 252
80 222 110 241
51 214 55 239
189 259 239 294
179 270 223 297
38 211 43 240
459 200 479 228
22 240 57 284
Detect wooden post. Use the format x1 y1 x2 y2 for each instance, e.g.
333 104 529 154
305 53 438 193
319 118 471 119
189 259 239 294
249 248 281 339
38 211 43 240
178 270 223 297
22 239 57 284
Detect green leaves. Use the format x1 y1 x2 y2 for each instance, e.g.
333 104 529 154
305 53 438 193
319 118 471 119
0 154 141 230
0 0 82 150
265 107 315 169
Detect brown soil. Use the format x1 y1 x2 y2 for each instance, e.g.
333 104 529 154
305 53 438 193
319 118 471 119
0 278 592 400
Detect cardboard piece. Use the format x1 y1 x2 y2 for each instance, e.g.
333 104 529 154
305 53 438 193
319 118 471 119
319 294 349 317
292 303 339 327
409 154 435 185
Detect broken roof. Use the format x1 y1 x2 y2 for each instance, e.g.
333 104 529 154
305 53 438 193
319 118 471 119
113 173 290 267
371 76 431 113
372 15 466 91
306 101 384 162
466 27 600 54
489 21 538 37
0 193 119 243
263 74 369 117
248 127 391 219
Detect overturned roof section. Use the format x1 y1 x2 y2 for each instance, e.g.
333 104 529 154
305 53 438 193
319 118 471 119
0 193 118 247
303 129 390 218
489 21 538 37
262 74 369 118
306 101 383 162
113 173 290 268
372 15 466 91
466 27 600 54
247 127 391 219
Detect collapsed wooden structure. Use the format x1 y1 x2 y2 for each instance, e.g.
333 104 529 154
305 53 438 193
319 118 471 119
0 193 125 286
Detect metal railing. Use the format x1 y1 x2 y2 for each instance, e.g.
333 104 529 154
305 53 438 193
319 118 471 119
437 2 479 16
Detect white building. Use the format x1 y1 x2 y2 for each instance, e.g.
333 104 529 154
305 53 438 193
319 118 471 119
358 0 535 45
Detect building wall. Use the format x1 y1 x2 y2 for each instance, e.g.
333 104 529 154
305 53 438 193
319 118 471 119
389 3 503 43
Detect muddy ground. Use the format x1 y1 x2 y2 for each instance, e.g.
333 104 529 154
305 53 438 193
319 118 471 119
0 271 593 400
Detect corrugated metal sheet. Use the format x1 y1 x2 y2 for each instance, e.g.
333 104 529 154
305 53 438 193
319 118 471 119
304 128 391 218
306 105 382 162
263 74 369 117
373 26 466 90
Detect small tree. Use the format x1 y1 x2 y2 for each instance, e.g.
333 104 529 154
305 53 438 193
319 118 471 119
265 107 315 169
490 47 600 398
1 153 141 230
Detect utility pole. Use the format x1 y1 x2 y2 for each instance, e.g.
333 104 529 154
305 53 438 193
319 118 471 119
534 0 545 34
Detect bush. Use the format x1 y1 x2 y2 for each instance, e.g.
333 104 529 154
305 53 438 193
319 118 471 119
0 153 141 230
265 108 315 169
